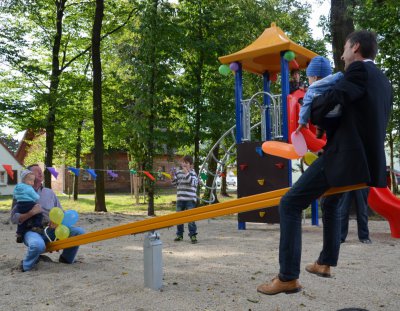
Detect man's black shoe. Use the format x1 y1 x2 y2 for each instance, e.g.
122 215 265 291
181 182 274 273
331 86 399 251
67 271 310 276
39 255 53 262
59 255 71 264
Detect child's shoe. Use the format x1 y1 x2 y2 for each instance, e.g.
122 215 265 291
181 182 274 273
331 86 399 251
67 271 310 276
16 234 23 243
174 235 183 242
190 235 198 244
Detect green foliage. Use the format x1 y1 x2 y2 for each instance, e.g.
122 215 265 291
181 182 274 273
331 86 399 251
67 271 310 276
353 0 400 159
0 129 19 152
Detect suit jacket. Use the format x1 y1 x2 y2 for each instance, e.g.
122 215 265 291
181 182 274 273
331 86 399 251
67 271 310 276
311 61 392 187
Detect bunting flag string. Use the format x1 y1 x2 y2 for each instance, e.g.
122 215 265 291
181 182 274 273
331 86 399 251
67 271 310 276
1 164 183 182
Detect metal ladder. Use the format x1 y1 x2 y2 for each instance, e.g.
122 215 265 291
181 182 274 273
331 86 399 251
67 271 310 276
199 92 282 203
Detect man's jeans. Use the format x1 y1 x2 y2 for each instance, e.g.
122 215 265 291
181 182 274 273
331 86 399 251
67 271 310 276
340 188 370 241
279 156 343 281
176 200 197 237
22 226 85 271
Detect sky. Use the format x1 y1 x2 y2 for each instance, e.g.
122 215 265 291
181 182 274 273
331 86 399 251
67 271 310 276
2 0 331 143
308 0 330 40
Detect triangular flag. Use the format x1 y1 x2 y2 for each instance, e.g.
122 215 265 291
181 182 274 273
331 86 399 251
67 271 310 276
2 165 14 180
86 169 97 180
161 172 171 179
200 172 207 182
107 170 118 178
143 171 155 181
46 167 59 179
67 166 80 176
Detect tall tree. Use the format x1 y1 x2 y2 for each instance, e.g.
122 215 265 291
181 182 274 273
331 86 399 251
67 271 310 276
44 0 67 188
107 0 181 215
92 0 107 212
330 0 355 71
353 0 400 193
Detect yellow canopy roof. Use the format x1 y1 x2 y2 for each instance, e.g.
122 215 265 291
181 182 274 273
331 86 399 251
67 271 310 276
219 23 317 75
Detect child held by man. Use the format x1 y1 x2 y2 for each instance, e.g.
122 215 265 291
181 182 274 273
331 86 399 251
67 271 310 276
296 56 344 139
13 170 43 243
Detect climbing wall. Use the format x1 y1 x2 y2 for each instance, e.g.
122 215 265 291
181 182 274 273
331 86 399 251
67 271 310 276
237 141 289 224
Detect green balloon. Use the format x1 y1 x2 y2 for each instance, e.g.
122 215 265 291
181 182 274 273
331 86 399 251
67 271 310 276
55 224 70 240
218 64 231 76
49 207 64 225
283 50 296 61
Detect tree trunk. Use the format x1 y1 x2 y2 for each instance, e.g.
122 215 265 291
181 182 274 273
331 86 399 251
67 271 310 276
92 0 107 212
73 120 83 200
220 166 230 197
44 0 66 188
330 0 354 72
145 0 159 216
193 0 204 176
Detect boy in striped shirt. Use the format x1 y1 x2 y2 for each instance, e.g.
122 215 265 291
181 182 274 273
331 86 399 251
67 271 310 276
171 155 199 244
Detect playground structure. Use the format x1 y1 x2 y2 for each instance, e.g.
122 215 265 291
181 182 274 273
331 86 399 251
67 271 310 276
45 23 400 290
215 22 319 227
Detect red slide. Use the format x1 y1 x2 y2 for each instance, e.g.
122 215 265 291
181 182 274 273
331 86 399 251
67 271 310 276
368 187 400 238
287 91 326 152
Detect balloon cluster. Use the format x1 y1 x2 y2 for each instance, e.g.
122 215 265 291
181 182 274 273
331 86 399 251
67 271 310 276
49 208 79 240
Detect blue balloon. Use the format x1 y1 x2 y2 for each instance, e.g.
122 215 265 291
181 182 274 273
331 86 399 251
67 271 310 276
62 210 79 227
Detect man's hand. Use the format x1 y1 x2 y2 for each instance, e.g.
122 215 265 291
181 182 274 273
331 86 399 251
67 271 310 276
18 204 43 224
295 124 307 133
48 221 57 229
31 204 43 216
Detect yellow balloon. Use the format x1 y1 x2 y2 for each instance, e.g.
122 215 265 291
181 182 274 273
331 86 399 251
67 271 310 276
303 152 318 166
49 207 64 225
55 224 70 240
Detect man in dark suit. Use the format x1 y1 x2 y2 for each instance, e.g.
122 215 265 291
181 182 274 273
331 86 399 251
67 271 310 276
340 188 371 244
257 30 393 295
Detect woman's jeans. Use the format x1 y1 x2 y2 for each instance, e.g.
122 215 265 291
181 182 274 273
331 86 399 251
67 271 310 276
176 200 197 237
279 156 343 281
22 226 85 271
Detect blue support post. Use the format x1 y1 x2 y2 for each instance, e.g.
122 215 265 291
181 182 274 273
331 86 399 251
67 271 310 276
280 52 289 141
311 200 319 226
234 63 243 143
235 63 246 230
262 72 271 141
280 52 291 186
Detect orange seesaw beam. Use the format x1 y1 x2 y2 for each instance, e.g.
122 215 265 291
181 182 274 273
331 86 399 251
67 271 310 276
46 183 366 252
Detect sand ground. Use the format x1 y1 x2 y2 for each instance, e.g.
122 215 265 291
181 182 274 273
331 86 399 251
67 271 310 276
1 210 399 311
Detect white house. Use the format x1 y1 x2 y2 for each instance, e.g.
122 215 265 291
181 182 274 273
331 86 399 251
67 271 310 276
0 140 23 195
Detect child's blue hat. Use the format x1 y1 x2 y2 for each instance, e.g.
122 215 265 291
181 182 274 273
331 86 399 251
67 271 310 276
20 169 33 182
306 56 332 78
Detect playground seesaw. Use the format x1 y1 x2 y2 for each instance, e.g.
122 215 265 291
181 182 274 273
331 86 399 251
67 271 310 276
46 183 367 252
